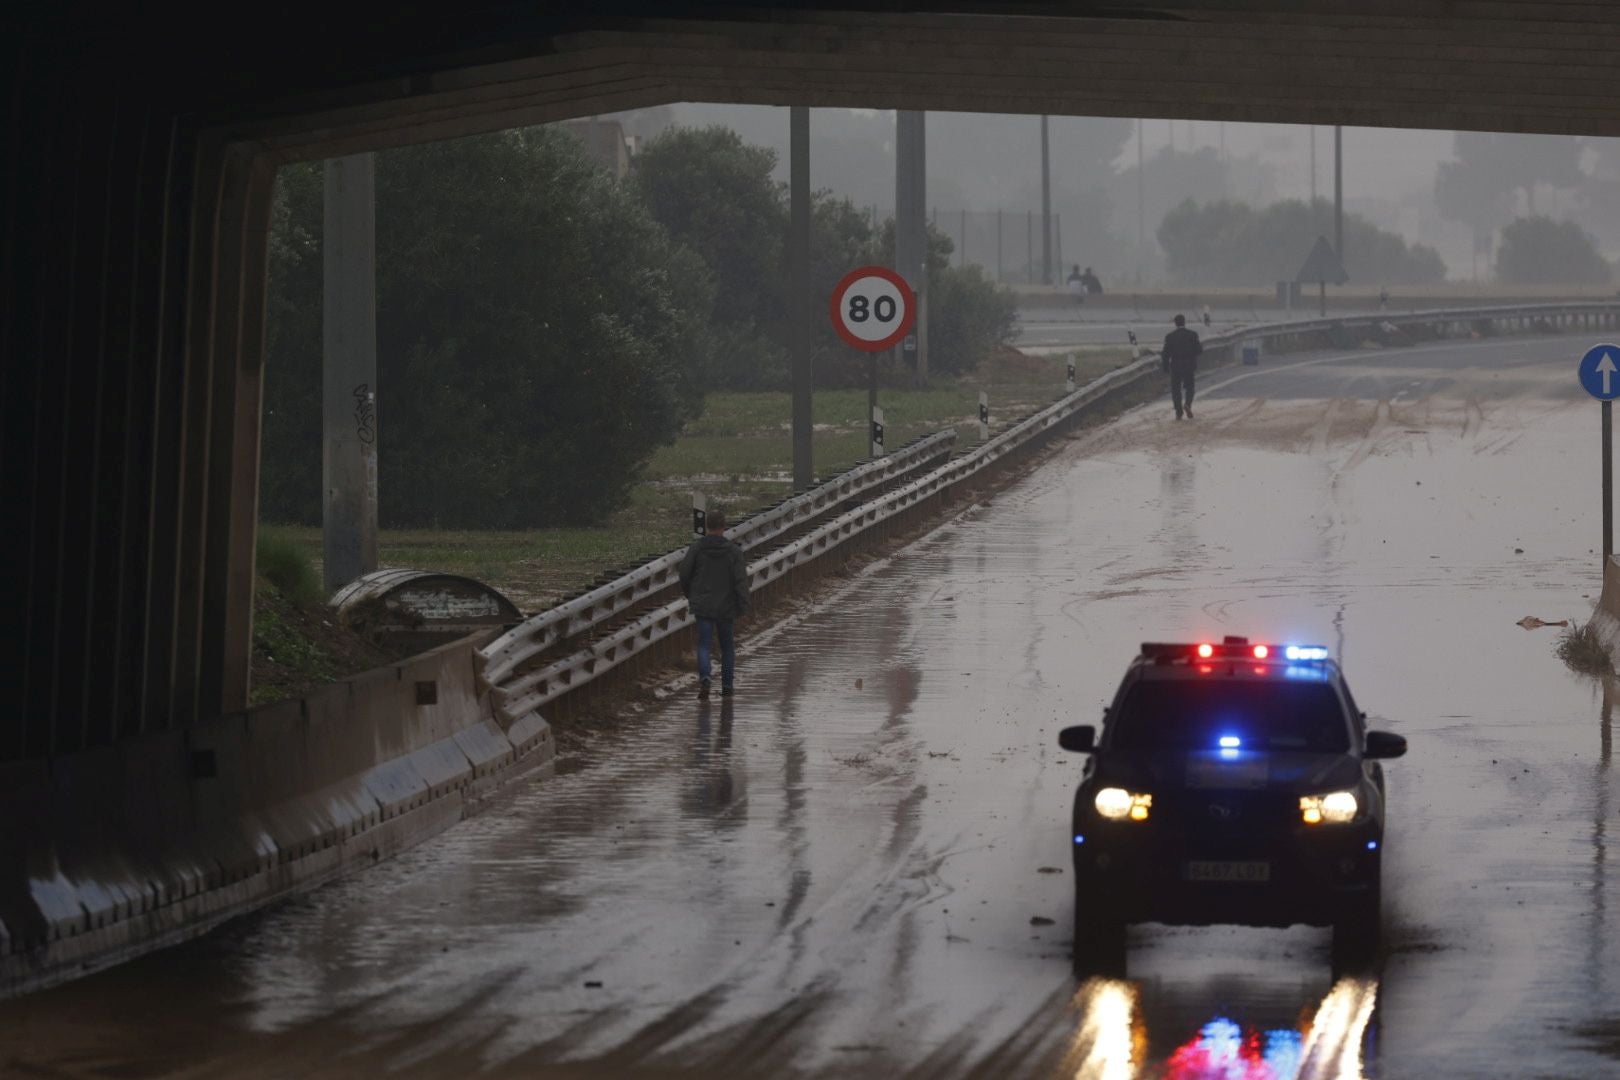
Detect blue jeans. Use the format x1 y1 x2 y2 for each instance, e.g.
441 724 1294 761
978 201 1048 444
696 618 735 688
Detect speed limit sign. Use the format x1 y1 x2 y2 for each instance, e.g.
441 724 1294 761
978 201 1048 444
829 266 916 352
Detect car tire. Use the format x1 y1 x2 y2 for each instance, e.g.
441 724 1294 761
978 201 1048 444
1330 888 1381 974
1072 890 1127 978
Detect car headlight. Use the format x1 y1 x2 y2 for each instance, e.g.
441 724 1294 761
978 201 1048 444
1095 787 1153 821
1299 790 1359 825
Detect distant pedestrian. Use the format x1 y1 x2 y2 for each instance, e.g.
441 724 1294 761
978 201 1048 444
1067 264 1086 305
1080 266 1104 295
1379 286 1389 311
679 509 750 698
1161 314 1204 420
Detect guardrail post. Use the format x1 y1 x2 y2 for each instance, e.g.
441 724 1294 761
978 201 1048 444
1066 359 1076 393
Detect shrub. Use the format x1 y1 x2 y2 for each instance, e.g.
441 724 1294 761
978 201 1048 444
1555 619 1613 677
257 527 325 608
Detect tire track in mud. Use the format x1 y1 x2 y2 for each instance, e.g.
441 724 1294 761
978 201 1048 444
1338 399 1393 475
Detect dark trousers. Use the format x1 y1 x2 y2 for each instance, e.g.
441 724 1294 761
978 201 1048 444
696 618 735 688
1169 362 1196 415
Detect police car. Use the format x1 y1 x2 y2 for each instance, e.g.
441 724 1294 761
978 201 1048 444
1058 637 1406 975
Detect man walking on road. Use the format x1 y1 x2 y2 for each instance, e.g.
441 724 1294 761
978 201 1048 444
679 509 750 698
1162 313 1204 420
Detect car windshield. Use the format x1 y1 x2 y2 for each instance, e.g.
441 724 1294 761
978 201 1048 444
1111 679 1350 753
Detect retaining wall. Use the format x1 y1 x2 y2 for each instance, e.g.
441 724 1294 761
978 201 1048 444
0 633 554 997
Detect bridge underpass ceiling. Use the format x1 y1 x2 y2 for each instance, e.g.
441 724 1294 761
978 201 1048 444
184 1 1620 161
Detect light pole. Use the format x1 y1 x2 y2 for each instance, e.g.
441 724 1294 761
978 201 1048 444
1040 114 1051 285
1334 124 1344 264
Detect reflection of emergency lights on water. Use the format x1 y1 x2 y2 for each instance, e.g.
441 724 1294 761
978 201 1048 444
1071 979 1142 1080
1165 1018 1301 1079
1149 977 1375 1080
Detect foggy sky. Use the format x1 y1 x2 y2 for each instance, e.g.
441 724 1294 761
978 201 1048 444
602 103 1618 281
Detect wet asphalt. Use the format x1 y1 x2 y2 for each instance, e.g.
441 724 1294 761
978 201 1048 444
5 335 1620 1079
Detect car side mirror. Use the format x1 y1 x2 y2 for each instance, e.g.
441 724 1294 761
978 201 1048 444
1364 730 1407 760
1059 725 1096 753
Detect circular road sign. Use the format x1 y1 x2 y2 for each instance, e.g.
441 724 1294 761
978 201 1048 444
829 266 916 352
1580 343 1620 401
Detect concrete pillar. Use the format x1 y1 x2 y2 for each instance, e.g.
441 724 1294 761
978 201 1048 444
322 154 379 595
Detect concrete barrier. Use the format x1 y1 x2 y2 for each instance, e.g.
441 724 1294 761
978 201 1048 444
1599 557 1620 622
0 632 554 998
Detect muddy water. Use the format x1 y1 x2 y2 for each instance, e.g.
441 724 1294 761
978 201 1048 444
5 337 1619 1079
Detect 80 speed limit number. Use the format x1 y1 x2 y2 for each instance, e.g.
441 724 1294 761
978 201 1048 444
828 266 917 352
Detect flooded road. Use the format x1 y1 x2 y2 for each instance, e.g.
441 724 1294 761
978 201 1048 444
7 336 1620 1078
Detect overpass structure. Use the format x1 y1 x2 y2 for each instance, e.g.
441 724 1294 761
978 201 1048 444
8 1 1620 987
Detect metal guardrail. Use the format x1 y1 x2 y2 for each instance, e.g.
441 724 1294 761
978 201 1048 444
479 300 1620 722
477 429 958 710
1202 300 1619 353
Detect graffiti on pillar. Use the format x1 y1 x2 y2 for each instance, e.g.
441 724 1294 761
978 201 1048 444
353 383 377 445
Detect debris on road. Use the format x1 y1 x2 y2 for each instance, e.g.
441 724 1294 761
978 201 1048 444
1516 616 1569 630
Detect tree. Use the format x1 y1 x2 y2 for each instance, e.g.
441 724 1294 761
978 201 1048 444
630 126 787 388
869 219 1017 381
261 127 715 529
1495 216 1611 285
627 123 1016 389
1436 132 1585 270
1156 198 1446 286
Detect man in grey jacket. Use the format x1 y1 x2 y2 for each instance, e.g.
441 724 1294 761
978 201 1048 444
679 509 751 698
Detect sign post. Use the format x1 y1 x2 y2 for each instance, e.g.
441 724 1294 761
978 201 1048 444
691 490 707 536
1579 343 1620 558
830 266 917 460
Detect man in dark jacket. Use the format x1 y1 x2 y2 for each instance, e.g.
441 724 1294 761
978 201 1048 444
1161 313 1204 420
679 509 750 697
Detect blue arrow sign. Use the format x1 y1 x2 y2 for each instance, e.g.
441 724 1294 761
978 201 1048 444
1581 344 1620 400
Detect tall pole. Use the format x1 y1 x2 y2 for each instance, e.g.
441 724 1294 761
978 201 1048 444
1137 118 1145 282
789 106 812 492
1605 400 1614 560
1040 114 1052 285
984 208 997 281
322 154 379 595
1334 124 1344 263
895 110 927 386
1309 125 1318 226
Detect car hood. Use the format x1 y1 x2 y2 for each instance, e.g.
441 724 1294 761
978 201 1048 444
1096 749 1363 794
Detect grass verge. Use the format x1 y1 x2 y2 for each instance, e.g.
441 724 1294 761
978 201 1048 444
261 346 1135 615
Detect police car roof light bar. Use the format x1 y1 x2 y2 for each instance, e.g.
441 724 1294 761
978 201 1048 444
1139 641 1330 663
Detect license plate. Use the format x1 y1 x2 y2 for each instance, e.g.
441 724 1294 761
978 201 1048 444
1186 756 1268 789
1186 860 1271 883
